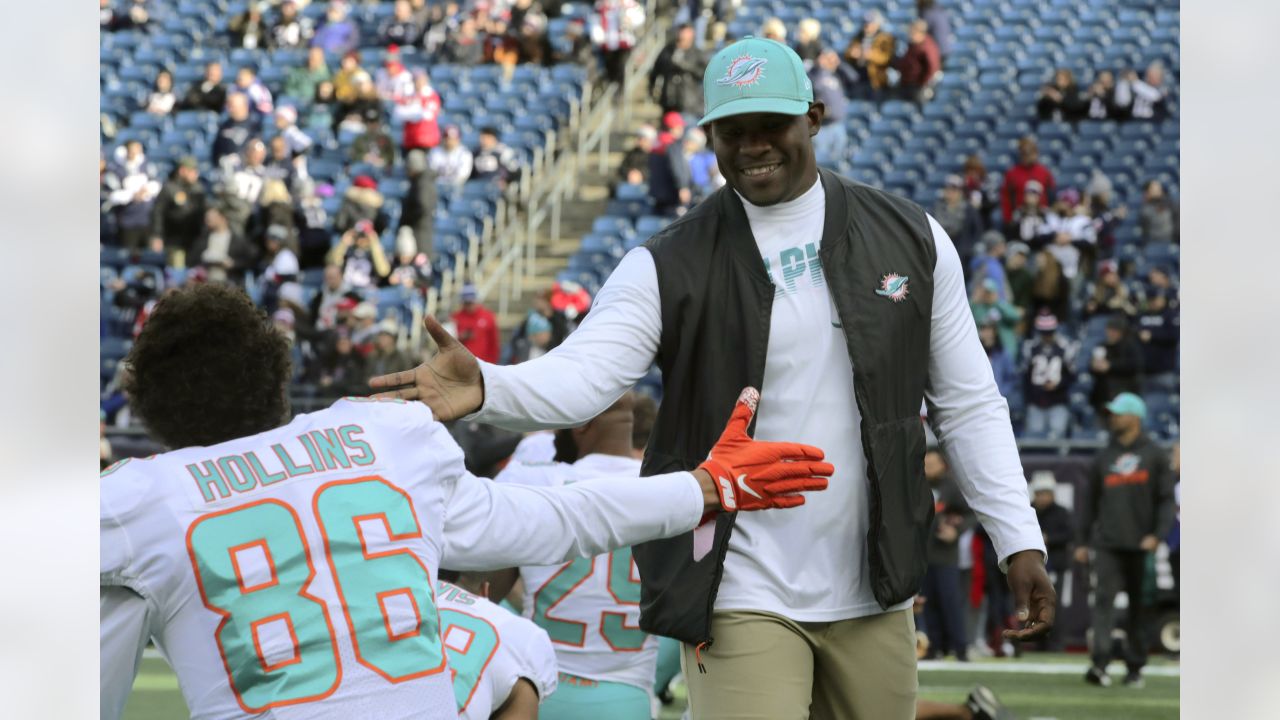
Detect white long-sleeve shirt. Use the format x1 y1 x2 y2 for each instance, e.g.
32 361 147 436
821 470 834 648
471 179 1045 620
100 398 703 720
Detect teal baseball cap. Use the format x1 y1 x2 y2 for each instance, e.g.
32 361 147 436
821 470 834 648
1105 392 1147 420
698 36 814 126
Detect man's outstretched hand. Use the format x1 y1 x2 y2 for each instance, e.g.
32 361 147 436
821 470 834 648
368 315 485 420
695 387 834 516
1003 550 1057 642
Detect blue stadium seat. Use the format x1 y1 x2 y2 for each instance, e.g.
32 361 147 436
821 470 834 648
592 216 633 237
636 215 671 238
615 183 649 202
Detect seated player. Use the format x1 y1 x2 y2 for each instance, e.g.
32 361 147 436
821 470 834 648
482 393 657 720
100 284 833 720
436 574 556 720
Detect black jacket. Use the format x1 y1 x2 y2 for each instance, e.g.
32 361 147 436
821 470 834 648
633 169 937 647
1078 434 1175 550
1036 502 1073 573
1090 333 1144 408
927 476 975 567
150 176 208 251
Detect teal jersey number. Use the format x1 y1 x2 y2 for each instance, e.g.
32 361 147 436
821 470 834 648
315 477 445 682
439 609 501 712
601 548 646 651
187 500 341 714
186 475 443 712
532 548 648 651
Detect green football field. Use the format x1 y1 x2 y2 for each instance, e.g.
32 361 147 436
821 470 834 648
122 652 1178 719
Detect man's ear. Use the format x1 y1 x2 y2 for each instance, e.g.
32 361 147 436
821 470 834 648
807 102 826 136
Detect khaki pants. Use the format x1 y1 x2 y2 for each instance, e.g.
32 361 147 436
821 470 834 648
681 609 918 720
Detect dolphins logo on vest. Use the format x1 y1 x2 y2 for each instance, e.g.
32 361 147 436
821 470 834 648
875 273 910 302
716 55 768 88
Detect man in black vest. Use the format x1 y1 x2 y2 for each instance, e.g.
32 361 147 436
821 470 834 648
372 36 1055 720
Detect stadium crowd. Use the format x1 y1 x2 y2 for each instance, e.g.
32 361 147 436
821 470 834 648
100 0 1180 714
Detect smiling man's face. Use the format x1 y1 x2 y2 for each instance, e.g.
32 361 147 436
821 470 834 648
708 104 823 206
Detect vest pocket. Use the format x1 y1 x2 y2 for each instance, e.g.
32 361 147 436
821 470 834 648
864 416 932 608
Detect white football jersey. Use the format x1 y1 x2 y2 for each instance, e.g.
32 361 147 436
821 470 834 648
100 398 704 720
437 581 557 720
495 453 659 692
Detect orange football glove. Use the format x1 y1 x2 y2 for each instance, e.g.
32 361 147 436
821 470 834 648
699 387 833 515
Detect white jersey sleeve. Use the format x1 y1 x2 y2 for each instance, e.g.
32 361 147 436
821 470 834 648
99 587 153 720
439 455 704 571
437 582 558 720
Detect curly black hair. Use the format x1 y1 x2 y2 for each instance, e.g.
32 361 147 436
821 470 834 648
123 283 293 449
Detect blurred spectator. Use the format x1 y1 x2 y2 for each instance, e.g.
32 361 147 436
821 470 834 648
429 126 474 189
760 17 787 43
515 312 555 362
229 2 269 49
968 230 1008 298
351 302 380 349
104 140 162 251
380 0 424 46
1021 313 1075 439
150 156 208 264
311 0 361 57
1029 471 1071 651
317 330 368 396
932 175 982 265
615 124 656 191
328 220 391 290
388 227 434 295
893 20 941 103
441 17 485 65
962 154 1000 226
215 139 266 238
375 47 415 102
685 128 720 201
1036 68 1086 122
337 78 383 134
514 13 550 65
548 16 594 67
333 51 371 107
591 0 645 85
1088 315 1143 415
261 224 300 286
180 62 227 113
294 180 331 268
234 66 274 117
1139 179 1179 244
1029 247 1071 323
482 18 520 72
368 322 416 377
921 449 974 662
1004 241 1034 312
286 47 331 101
793 18 824 69
471 127 522 188
273 107 313 172
1136 289 1179 390
650 24 707 116
917 0 953 60
1076 392 1174 688
656 110 685 152
252 180 297 251
399 149 438 254
1144 265 1178 309
145 70 176 116
102 0 150 31
970 278 1022 357
1000 137 1055 225
1042 188 1096 273
334 176 389 235
349 108 397 169
1124 62 1168 121
809 48 859 162
311 264 353 331
452 284 501 364
977 321 1017 401
1007 179 1049 243
1085 169 1127 254
1084 260 1137 319
393 70 442 155
1084 70 1123 120
269 0 313 50
191 207 255 283
648 121 688 216
844 9 895 95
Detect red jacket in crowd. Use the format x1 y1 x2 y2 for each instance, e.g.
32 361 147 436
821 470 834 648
894 36 941 90
393 83 442 151
1000 162 1056 223
452 304 501 364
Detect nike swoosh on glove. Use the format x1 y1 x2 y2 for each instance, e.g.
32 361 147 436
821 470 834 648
699 387 833 517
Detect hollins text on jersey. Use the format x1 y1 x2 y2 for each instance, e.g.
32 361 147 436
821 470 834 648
186 424 377 502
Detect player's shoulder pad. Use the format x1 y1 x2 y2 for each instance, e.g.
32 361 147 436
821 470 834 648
100 455 162 523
